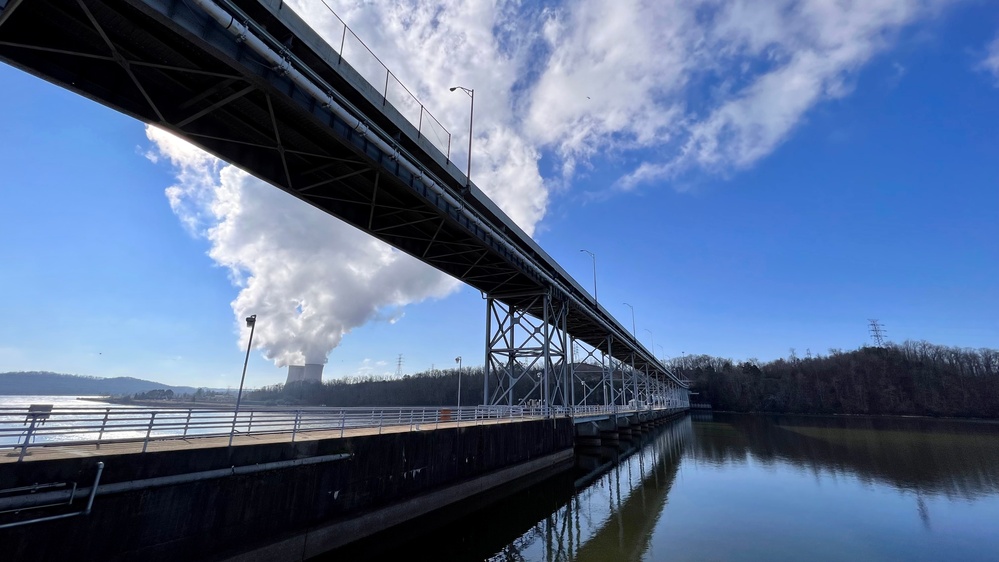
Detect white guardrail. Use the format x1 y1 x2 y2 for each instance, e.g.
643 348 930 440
0 404 634 462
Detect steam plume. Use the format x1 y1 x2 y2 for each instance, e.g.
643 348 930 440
146 127 459 367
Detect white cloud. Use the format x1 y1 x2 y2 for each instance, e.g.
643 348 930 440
528 0 953 189
280 0 955 193
981 33 999 84
147 127 459 368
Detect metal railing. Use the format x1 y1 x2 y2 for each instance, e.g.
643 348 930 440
314 0 454 160
0 403 685 462
0 404 548 461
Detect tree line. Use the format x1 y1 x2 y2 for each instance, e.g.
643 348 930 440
246 365 610 408
245 340 999 418
683 341 999 417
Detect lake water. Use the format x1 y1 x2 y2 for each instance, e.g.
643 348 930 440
0 395 116 408
329 412 999 561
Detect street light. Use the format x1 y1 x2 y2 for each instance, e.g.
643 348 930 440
449 86 474 187
455 356 462 425
579 249 598 303
623 302 636 337
645 329 655 360
229 314 256 447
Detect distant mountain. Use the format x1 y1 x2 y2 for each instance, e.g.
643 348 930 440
0 371 199 396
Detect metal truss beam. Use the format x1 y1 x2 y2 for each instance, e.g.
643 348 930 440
483 292 568 413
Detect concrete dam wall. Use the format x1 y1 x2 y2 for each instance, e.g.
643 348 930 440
1 418 575 561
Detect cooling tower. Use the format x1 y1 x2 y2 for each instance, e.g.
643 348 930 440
285 365 305 384
303 363 324 383
285 364 323 385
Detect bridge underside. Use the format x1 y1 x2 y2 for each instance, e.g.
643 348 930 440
0 0 542 299
0 0 688 406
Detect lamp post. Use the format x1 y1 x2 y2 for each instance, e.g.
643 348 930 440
449 86 474 187
623 302 636 337
229 314 256 447
455 356 462 425
645 328 655 359
580 249 598 303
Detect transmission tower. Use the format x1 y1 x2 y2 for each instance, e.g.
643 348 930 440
868 319 887 347
396 354 404 377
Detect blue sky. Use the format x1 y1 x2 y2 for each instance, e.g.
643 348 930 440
1 0 997 389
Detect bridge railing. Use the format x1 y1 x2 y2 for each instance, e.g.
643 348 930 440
313 1 454 160
0 404 542 461
1 403 681 461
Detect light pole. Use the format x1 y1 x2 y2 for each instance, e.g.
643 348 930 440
623 302 636 337
645 329 655 359
657 344 665 366
449 86 474 187
454 356 462 425
229 314 256 447
580 249 598 303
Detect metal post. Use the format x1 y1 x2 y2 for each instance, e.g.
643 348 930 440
484 298 491 406
580 249 597 303
569 338 576 411
17 416 39 462
337 25 346 65
606 337 615 413
624 302 636 338
467 88 473 185
97 407 110 449
455 356 462 427
382 68 390 105
542 294 551 417
183 408 192 437
449 86 474 186
229 314 256 447
142 412 156 453
632 354 639 409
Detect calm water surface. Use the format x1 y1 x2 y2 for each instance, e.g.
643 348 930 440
334 413 999 561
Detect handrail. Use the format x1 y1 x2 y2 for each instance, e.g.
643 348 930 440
0 404 681 461
314 0 453 159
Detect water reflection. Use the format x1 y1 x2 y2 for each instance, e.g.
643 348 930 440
690 414 999 500
322 414 999 561
563 418 691 562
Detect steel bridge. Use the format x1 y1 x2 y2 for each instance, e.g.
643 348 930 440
0 0 689 411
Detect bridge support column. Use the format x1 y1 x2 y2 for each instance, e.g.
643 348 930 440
571 338 606 409
483 292 568 413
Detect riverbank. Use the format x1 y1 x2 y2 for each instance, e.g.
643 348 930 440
76 396 236 409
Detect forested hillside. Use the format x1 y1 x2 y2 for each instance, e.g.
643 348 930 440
684 341 999 417
248 341 999 418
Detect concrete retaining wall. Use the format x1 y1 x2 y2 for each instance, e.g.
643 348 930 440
1 418 574 561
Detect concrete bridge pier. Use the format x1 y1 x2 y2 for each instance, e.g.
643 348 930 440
574 421 603 453
616 415 635 443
